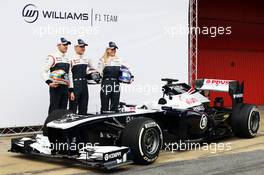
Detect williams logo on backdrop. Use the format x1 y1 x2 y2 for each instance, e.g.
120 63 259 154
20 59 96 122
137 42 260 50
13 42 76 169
22 4 39 23
22 3 118 26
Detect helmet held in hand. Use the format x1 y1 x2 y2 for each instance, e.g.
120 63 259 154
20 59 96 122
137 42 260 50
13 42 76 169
49 69 70 86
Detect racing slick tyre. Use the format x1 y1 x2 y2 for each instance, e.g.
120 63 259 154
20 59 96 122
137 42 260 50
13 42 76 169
121 117 163 164
231 104 260 138
43 109 73 136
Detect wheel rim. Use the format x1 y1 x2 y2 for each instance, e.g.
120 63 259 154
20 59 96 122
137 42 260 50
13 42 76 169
142 128 160 155
249 111 260 134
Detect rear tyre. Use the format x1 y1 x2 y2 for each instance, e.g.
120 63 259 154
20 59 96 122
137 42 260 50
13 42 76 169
43 109 73 136
121 117 163 164
231 104 260 138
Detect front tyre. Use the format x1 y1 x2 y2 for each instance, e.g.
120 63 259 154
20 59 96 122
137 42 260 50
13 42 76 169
121 117 163 164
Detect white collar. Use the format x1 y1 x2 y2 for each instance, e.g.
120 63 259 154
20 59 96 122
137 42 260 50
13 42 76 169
56 50 66 57
75 54 85 59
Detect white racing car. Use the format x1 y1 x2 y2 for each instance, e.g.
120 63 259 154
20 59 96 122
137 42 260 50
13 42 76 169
10 78 261 169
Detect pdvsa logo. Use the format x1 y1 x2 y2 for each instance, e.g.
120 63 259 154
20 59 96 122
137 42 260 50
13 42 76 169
22 4 39 23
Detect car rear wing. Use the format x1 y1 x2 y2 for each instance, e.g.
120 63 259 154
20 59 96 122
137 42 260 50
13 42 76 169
195 79 244 105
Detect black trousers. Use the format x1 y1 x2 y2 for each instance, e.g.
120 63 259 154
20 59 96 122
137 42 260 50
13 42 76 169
69 81 89 115
100 80 120 112
48 86 68 114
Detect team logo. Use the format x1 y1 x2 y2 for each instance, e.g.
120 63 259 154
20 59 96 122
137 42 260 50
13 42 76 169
22 4 39 23
205 79 230 86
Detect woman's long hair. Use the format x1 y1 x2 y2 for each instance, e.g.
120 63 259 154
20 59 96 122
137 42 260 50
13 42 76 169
101 48 118 63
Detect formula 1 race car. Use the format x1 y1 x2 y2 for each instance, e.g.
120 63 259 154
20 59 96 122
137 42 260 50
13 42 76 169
10 78 261 169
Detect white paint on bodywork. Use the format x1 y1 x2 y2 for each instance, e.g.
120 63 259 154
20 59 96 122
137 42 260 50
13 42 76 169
30 134 51 155
142 92 209 110
198 79 234 92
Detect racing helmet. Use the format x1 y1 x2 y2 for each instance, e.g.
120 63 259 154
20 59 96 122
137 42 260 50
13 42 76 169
119 67 134 84
86 69 101 84
49 69 70 86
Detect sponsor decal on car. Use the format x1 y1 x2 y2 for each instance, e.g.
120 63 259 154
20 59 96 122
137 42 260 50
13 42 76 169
192 105 205 111
104 151 122 161
233 94 243 98
185 97 198 105
200 114 208 129
205 79 230 86
198 79 234 92
144 122 158 128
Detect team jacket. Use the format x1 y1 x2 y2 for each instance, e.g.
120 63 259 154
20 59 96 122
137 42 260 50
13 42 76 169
97 56 128 78
70 54 94 82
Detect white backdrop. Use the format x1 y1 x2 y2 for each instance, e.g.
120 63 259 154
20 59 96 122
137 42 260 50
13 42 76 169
0 0 189 127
